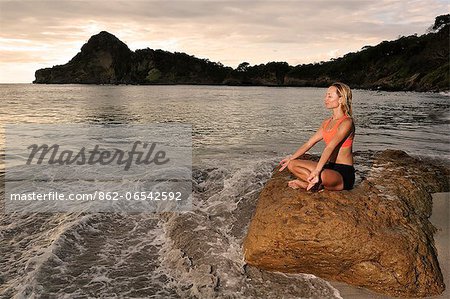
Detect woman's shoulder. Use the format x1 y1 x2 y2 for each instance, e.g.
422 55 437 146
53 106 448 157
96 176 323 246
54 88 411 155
342 116 353 123
339 116 354 129
341 117 355 136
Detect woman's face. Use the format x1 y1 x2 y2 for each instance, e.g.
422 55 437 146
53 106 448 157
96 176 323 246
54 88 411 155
324 86 341 109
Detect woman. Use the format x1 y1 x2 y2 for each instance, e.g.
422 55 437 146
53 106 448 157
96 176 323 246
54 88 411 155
279 82 355 191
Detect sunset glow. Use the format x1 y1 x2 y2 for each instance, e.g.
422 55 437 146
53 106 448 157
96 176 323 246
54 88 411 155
0 0 448 83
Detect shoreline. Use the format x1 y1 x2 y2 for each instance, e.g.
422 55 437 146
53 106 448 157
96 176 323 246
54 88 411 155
30 83 450 93
1 83 448 94
329 192 450 298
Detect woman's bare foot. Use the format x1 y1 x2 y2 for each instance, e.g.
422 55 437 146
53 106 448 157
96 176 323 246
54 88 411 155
288 179 307 189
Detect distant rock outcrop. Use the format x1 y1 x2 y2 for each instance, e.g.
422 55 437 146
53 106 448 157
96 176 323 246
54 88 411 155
243 150 449 298
34 15 449 91
34 31 133 84
34 31 230 85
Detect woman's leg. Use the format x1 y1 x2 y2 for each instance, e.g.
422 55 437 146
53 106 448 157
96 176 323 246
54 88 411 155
320 169 344 191
287 160 345 191
287 160 319 189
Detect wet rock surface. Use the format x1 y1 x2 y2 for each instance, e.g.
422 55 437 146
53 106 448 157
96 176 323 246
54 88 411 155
243 149 449 298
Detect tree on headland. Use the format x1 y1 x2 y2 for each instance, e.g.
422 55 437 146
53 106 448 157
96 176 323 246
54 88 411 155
427 14 450 33
237 62 250 72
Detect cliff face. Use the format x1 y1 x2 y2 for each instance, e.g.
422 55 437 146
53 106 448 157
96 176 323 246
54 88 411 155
34 15 449 91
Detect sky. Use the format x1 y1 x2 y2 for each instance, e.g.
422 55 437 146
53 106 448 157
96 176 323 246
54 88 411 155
0 0 448 83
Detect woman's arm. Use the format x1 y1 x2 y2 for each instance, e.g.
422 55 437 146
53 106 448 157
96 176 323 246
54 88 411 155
279 122 324 171
290 125 324 160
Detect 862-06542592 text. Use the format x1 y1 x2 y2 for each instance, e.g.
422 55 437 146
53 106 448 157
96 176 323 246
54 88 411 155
9 191 184 201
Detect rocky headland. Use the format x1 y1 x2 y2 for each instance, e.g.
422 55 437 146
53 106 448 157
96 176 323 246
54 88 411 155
243 149 449 298
34 15 449 92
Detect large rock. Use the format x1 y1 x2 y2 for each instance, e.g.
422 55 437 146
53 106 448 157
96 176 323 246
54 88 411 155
243 150 449 298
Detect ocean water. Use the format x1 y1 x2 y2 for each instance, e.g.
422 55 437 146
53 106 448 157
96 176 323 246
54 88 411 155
0 84 449 298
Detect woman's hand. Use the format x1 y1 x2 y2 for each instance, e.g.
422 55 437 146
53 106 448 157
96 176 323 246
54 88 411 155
306 169 320 191
278 155 292 172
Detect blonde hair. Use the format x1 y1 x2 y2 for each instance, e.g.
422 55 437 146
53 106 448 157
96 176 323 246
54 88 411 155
332 82 353 117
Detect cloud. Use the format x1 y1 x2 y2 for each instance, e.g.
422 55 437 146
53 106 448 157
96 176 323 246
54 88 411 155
0 0 446 82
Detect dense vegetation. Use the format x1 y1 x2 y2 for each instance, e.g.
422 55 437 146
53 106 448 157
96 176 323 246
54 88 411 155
34 14 449 92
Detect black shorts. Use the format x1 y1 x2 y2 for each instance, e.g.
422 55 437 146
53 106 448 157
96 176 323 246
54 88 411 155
322 162 355 190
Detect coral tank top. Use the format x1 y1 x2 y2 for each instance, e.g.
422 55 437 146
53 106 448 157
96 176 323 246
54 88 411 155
322 115 354 148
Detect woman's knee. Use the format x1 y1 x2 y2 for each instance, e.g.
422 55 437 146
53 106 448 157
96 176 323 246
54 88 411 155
288 159 307 168
288 159 306 172
321 171 344 190
296 159 317 172
287 160 297 171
